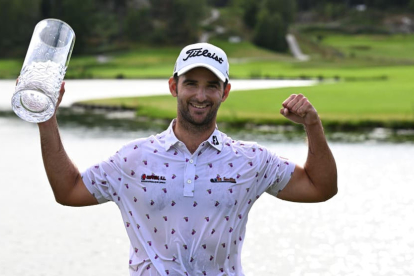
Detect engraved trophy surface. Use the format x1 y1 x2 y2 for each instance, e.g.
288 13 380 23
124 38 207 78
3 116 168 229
12 19 75 123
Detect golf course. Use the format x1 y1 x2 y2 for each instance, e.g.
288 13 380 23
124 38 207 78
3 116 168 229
2 35 414 131
70 36 414 130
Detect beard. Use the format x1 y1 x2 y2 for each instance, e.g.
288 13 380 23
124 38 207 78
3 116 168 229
176 96 222 132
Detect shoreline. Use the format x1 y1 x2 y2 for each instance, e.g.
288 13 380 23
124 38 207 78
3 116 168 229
1 106 413 143
0 79 317 110
4 105 410 143
69 102 414 132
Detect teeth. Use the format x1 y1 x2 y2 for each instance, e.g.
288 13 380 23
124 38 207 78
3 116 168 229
192 103 207 108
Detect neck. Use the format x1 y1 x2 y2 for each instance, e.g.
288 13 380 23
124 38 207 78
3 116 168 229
173 118 216 154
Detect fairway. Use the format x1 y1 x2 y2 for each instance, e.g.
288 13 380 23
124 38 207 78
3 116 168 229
221 81 414 123
2 34 414 129
83 77 414 129
320 34 414 62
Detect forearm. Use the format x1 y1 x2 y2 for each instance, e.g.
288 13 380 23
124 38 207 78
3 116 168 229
38 117 81 204
304 120 338 200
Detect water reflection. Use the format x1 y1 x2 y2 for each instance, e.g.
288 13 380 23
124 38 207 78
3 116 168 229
1 113 413 276
2 107 412 143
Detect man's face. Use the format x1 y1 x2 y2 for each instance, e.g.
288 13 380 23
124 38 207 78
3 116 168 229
172 67 230 128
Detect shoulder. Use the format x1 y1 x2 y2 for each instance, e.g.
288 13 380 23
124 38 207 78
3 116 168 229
220 135 269 157
118 134 164 154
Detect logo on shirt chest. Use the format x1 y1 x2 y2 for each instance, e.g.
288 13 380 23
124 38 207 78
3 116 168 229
210 175 237 183
141 173 166 184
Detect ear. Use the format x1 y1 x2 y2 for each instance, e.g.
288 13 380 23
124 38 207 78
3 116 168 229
221 82 231 102
168 76 178 97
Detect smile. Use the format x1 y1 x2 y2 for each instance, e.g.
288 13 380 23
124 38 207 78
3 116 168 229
190 103 209 109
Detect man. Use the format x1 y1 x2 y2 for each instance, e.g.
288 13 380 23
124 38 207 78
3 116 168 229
38 43 337 275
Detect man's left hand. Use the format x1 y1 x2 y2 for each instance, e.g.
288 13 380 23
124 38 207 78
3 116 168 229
280 94 320 126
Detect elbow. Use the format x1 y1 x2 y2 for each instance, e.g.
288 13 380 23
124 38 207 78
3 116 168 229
324 186 338 201
54 194 75 207
55 196 70 206
320 170 338 202
320 181 338 202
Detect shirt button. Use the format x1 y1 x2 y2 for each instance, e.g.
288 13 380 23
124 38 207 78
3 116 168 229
189 159 194 164
187 179 192 184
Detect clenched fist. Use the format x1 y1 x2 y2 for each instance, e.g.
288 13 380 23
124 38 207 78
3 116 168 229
280 94 320 126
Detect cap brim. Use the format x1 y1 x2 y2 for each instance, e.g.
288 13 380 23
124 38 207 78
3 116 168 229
176 63 227 82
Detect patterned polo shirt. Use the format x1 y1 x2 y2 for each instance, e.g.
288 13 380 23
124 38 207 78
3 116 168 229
82 120 295 276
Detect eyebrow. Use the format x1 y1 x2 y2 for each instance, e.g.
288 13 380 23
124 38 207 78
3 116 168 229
207 80 220 86
183 79 197 84
182 79 221 86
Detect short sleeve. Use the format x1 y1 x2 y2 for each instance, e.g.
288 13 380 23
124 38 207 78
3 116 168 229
81 147 125 204
237 142 296 198
263 152 296 197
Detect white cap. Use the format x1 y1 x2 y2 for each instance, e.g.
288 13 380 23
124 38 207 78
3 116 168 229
173 43 229 82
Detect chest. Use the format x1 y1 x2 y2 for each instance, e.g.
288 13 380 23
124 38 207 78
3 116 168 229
117 147 264 212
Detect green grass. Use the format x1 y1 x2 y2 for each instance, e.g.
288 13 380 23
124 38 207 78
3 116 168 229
82 75 414 129
0 58 23 79
65 42 290 79
223 82 414 122
3 34 414 129
70 34 414 128
320 34 414 62
3 35 413 80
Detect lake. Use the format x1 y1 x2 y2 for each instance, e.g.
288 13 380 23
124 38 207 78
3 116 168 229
1 113 413 276
0 79 317 110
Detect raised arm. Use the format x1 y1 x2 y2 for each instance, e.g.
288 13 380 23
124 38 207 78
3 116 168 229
276 94 337 203
37 82 98 206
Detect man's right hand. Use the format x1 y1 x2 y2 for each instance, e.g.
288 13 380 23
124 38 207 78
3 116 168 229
38 81 65 125
56 81 66 107
36 80 98 206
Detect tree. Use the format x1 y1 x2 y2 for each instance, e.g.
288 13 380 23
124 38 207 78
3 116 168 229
0 0 42 57
207 0 231 7
114 0 128 39
253 9 288 52
125 6 154 42
262 0 296 25
240 0 260 29
365 0 398 9
296 0 317 11
250 0 294 53
59 0 96 54
409 0 414 11
164 0 208 45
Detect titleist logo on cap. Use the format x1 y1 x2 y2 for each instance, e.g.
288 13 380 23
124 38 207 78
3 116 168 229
183 48 224 64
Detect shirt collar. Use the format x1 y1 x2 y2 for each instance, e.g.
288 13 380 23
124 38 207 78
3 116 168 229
164 119 180 151
163 119 223 152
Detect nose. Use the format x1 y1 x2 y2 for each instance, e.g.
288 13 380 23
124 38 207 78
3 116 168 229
194 87 207 102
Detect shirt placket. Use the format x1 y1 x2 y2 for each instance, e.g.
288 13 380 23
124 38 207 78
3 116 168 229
183 151 199 197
